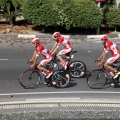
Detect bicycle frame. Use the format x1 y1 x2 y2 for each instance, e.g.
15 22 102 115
52 51 87 78
96 61 120 78
95 61 120 87
19 59 71 89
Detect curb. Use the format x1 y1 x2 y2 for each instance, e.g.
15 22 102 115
0 33 120 39
1 98 120 120
1 98 120 105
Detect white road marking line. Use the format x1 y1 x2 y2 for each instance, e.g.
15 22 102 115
26 98 81 102
0 59 8 60
87 35 103 39
18 34 36 38
0 91 120 96
63 35 70 39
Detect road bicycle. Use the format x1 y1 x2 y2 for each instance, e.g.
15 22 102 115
86 61 120 89
53 51 87 78
19 61 71 89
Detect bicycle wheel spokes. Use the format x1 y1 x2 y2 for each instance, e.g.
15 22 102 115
87 69 106 89
19 70 41 89
52 70 70 88
69 61 86 78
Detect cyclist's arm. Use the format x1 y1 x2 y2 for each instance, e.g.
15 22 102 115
30 51 36 61
51 45 59 55
99 51 107 63
32 55 38 66
50 43 57 53
98 50 105 60
30 54 38 68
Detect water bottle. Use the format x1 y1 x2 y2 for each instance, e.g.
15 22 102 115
54 63 57 67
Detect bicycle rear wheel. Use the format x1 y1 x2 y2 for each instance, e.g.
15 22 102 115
51 70 71 88
87 69 107 89
19 69 41 89
69 61 86 78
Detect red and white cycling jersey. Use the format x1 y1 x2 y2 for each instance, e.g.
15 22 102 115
35 45 51 59
104 41 119 57
56 37 72 49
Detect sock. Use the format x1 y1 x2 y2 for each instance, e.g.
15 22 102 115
114 70 118 74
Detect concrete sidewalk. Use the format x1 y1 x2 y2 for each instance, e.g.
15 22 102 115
0 31 120 39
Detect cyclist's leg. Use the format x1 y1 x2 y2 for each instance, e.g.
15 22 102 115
105 54 120 78
65 49 72 64
57 48 72 69
37 57 53 78
104 62 116 73
112 55 120 78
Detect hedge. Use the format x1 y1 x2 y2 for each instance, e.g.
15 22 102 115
105 6 120 30
22 0 103 30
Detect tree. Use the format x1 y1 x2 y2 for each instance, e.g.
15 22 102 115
0 0 23 25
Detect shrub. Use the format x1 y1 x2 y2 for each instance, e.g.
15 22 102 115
22 0 103 31
105 6 120 30
65 0 103 29
22 0 59 26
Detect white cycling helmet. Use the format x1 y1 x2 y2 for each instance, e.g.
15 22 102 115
32 38 40 44
53 32 60 38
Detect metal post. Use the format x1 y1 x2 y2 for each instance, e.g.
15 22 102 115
97 2 101 34
116 0 120 8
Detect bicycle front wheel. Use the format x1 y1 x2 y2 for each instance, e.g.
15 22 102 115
51 70 71 88
69 61 86 78
19 69 41 89
87 69 107 89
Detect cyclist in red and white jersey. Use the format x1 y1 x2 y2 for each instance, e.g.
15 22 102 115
50 32 72 70
97 35 120 79
29 38 53 79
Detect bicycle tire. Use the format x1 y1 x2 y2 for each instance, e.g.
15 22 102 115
68 61 87 78
19 69 41 89
51 70 71 88
87 69 108 89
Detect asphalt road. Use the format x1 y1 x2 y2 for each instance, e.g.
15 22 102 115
0 38 120 102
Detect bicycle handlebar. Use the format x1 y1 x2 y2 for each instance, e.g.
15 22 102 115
27 60 38 71
95 59 105 69
71 51 77 54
